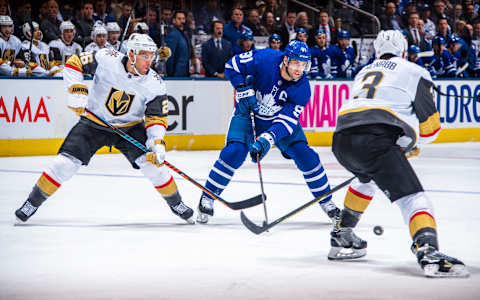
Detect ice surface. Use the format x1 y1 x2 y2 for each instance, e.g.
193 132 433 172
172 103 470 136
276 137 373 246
0 143 479 299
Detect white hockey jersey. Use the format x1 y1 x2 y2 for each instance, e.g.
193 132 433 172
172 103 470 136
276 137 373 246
22 40 50 69
63 48 168 132
336 57 440 150
84 41 113 53
0 35 22 64
48 39 82 67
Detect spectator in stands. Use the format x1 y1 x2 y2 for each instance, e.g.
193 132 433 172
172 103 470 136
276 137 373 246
38 1 49 22
201 20 232 78
41 0 62 43
436 17 451 39
406 12 429 51
161 7 172 25
106 22 121 50
195 0 224 34
265 0 285 23
185 11 197 40
309 29 332 79
473 21 480 40
309 10 335 47
146 7 161 45
77 1 95 49
431 0 453 28
262 11 275 35
48 21 82 68
334 2 357 35
233 31 254 55
276 9 295 50
256 1 266 19
245 8 268 36
464 4 477 25
118 2 133 30
295 11 311 31
294 27 307 43
454 4 465 22
93 0 115 24
0 0 8 16
166 10 190 77
400 1 417 29
267 33 281 50
380 1 402 31
12 0 31 39
420 4 436 39
223 8 252 46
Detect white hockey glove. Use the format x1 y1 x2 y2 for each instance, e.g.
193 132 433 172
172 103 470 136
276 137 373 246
67 84 89 116
145 138 166 167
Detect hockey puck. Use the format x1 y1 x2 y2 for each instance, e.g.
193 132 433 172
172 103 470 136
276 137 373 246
373 225 384 236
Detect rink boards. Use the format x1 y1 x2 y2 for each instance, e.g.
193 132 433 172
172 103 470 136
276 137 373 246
0 77 479 156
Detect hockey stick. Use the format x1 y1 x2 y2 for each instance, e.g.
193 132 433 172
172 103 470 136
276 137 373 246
250 111 269 228
455 62 469 76
433 85 480 102
240 176 355 234
84 108 264 210
417 50 434 58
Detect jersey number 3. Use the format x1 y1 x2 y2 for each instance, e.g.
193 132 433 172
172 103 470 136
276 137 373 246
361 71 384 99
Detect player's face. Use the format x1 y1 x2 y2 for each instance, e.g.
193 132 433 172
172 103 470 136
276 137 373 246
108 31 120 44
408 53 418 62
95 34 107 48
0 25 12 38
284 57 307 80
33 28 42 40
241 39 253 51
338 38 349 50
269 40 281 50
296 32 307 42
315 34 326 47
62 29 74 44
133 50 155 75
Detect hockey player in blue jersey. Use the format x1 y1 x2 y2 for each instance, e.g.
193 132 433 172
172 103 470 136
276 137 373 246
329 30 356 78
447 34 474 77
309 29 332 79
196 40 339 224
294 27 308 43
233 31 256 55
407 45 427 68
428 35 456 78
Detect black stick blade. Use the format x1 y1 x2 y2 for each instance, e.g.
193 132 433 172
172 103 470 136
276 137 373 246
240 211 268 234
228 194 266 210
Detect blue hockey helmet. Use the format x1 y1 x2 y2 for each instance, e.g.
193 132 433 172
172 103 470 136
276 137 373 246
268 33 281 43
285 40 311 62
447 34 462 45
240 31 254 41
337 29 350 39
296 27 308 34
315 29 326 36
432 35 446 46
408 45 421 54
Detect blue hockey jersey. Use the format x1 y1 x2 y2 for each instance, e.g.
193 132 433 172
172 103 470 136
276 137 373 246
328 44 356 78
310 45 332 79
224 48 311 142
427 49 456 78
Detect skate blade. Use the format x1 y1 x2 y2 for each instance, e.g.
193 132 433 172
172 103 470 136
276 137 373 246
196 211 210 224
14 217 26 226
184 216 196 225
424 264 470 278
328 246 367 260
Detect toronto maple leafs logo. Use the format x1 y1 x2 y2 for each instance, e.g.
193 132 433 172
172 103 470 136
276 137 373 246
257 91 282 116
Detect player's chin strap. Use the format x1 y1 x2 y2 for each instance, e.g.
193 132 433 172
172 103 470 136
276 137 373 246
129 53 143 76
283 57 303 82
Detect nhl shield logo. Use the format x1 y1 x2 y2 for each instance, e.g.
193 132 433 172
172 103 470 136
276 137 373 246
105 87 135 116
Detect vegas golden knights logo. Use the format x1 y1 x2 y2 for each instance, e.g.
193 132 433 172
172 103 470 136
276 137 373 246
3 49 14 63
39 54 48 69
105 87 135 116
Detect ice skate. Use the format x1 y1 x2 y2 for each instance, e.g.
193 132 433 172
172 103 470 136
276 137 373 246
14 200 38 223
169 201 195 224
412 243 469 278
328 223 367 260
196 194 214 224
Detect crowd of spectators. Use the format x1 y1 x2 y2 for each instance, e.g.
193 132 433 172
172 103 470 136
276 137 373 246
0 0 479 79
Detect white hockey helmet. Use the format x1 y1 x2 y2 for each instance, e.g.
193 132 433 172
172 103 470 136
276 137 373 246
91 25 108 39
23 21 42 41
106 22 121 33
126 33 157 54
133 22 149 33
0 15 13 26
374 30 407 58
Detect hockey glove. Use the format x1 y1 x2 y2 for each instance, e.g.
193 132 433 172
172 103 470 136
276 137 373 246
250 132 275 162
405 146 421 159
67 84 89 116
158 46 171 61
146 138 166 167
236 85 258 115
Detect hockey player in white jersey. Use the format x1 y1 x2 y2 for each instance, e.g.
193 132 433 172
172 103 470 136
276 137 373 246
48 21 83 67
15 33 195 224
329 30 468 278
21 22 62 76
0 15 34 76
106 22 121 51
85 25 111 52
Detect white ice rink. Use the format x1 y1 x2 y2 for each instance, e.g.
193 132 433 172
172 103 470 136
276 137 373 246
1 143 479 299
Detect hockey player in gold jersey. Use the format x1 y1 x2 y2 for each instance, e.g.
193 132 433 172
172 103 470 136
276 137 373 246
328 30 468 278
15 33 194 224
